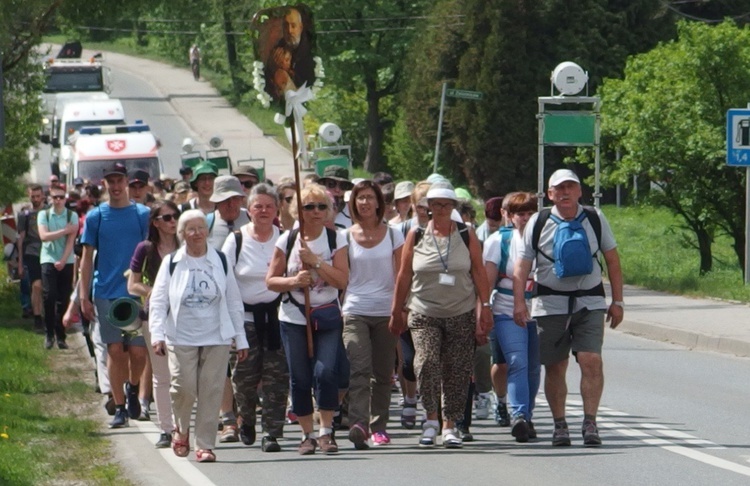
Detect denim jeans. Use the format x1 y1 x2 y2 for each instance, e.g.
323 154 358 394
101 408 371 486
494 314 540 421
280 321 343 417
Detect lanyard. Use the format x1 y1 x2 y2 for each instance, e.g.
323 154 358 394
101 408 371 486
430 224 450 273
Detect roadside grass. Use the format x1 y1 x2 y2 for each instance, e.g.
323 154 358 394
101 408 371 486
0 269 131 485
603 204 750 303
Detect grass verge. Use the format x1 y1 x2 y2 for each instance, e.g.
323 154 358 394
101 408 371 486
0 270 132 485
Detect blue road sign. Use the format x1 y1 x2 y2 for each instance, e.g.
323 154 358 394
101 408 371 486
727 109 750 166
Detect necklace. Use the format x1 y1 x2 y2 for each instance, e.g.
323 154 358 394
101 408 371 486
360 222 380 241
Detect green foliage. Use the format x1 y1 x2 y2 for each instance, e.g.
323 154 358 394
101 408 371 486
599 20 750 273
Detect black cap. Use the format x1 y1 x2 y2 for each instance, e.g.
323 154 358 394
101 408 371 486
128 169 150 186
179 166 193 176
103 162 127 179
73 177 85 186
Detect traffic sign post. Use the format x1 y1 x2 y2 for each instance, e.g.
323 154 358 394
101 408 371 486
726 108 750 284
433 84 484 173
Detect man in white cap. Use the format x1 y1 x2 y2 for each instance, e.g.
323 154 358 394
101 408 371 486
206 174 251 443
512 168 623 448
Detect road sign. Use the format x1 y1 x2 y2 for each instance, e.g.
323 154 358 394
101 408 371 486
446 88 483 101
726 109 750 166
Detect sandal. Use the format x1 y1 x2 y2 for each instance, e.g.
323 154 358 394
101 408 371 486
172 430 190 457
196 449 216 463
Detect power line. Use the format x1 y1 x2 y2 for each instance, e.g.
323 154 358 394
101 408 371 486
661 1 750 23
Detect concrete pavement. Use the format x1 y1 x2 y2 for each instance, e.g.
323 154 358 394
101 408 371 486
97 48 750 358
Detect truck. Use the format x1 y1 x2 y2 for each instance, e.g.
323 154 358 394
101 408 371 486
61 123 164 185
45 99 126 177
42 56 110 96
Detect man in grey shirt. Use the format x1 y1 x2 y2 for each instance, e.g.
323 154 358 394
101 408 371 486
512 169 623 448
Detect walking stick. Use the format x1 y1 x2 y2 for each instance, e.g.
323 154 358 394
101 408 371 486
290 121 315 358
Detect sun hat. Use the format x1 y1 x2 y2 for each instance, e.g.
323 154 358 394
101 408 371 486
455 187 472 201
426 180 458 201
173 181 190 194
234 167 261 181
209 175 245 203
548 169 580 188
394 181 414 200
190 161 218 183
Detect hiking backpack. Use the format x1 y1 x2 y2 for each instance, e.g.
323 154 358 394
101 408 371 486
531 207 602 279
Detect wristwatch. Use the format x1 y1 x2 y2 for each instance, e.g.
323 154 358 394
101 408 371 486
313 259 322 269
481 302 491 308
612 301 625 308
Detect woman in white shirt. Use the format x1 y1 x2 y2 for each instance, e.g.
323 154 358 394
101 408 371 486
343 181 404 449
222 184 287 453
483 192 539 443
149 209 249 463
266 184 349 456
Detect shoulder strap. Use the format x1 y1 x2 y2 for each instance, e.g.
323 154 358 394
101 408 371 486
325 227 337 252
285 228 299 258
496 226 514 282
388 225 395 248
582 206 602 251
531 208 552 253
168 251 177 275
207 212 216 234
216 249 228 275
233 229 242 262
456 221 470 248
414 226 424 246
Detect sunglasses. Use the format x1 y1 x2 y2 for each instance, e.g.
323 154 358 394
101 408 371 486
324 180 352 190
51 195 66 200
284 196 294 203
241 181 255 189
156 213 178 222
302 203 328 211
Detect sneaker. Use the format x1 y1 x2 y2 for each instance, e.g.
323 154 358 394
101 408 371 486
124 382 141 420
109 408 129 429
298 435 317 455
57 340 69 350
528 421 537 439
239 423 256 446
495 402 510 427
552 422 571 447
261 435 281 452
474 392 491 420
401 402 418 429
348 422 369 450
456 422 474 442
371 431 391 446
103 395 116 416
155 432 172 448
511 416 530 443
441 428 463 449
44 337 54 350
219 424 239 443
582 420 602 447
318 433 339 454
419 422 438 447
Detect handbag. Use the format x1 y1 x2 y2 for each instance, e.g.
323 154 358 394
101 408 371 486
309 300 344 332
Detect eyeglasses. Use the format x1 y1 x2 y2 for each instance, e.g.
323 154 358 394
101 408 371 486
324 180 352 190
51 195 66 200
284 196 294 204
429 201 454 210
355 195 376 203
156 213 178 222
302 203 328 211
241 181 255 189
184 226 207 235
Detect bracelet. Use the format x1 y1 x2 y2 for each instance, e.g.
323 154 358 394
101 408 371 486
612 300 625 308
481 302 491 308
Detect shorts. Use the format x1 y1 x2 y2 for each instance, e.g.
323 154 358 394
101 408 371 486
537 308 604 366
95 297 146 346
488 326 506 365
23 254 42 283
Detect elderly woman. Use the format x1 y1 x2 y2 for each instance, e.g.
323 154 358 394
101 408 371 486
484 192 540 443
343 181 404 449
149 209 249 463
127 201 180 448
390 183 493 449
266 184 349 456
222 184 288 453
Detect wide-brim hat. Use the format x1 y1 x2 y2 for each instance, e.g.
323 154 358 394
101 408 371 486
234 167 260 181
548 168 580 188
426 180 458 201
209 175 245 203
394 181 414 200
319 166 352 188
173 181 191 194
190 162 218 183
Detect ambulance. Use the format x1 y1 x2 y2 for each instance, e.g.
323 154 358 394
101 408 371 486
49 99 126 177
61 123 163 185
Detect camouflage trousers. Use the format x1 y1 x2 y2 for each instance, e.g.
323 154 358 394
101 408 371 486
231 320 289 438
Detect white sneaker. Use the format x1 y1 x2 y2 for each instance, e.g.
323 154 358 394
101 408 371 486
441 428 463 449
419 422 438 447
474 392 491 420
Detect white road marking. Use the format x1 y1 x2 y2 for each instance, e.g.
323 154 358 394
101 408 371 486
131 418 218 486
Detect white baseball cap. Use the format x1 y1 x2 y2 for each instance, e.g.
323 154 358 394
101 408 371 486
548 169 580 188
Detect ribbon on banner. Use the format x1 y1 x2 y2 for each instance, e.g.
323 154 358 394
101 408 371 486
284 83 314 164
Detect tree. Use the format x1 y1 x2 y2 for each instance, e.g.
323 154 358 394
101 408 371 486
599 20 750 275
0 0 63 203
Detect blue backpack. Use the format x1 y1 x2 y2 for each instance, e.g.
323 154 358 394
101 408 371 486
531 207 601 279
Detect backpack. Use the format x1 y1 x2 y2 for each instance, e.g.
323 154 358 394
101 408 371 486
168 248 228 275
414 221 470 248
495 225 515 285
531 207 601 279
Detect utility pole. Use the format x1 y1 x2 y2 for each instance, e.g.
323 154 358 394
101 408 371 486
0 51 5 148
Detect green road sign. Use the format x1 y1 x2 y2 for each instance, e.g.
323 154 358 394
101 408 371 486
446 88 483 101
542 112 596 146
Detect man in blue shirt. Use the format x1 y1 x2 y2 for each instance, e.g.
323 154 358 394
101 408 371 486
79 162 151 428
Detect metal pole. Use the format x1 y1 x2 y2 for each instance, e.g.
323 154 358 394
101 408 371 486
594 101 601 209
433 82 447 174
0 51 5 148
537 100 545 211
745 166 750 284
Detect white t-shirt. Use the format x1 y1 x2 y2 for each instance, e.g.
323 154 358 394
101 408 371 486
222 224 280 322
342 227 404 317
177 254 224 344
208 208 250 250
276 228 348 325
483 228 533 316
